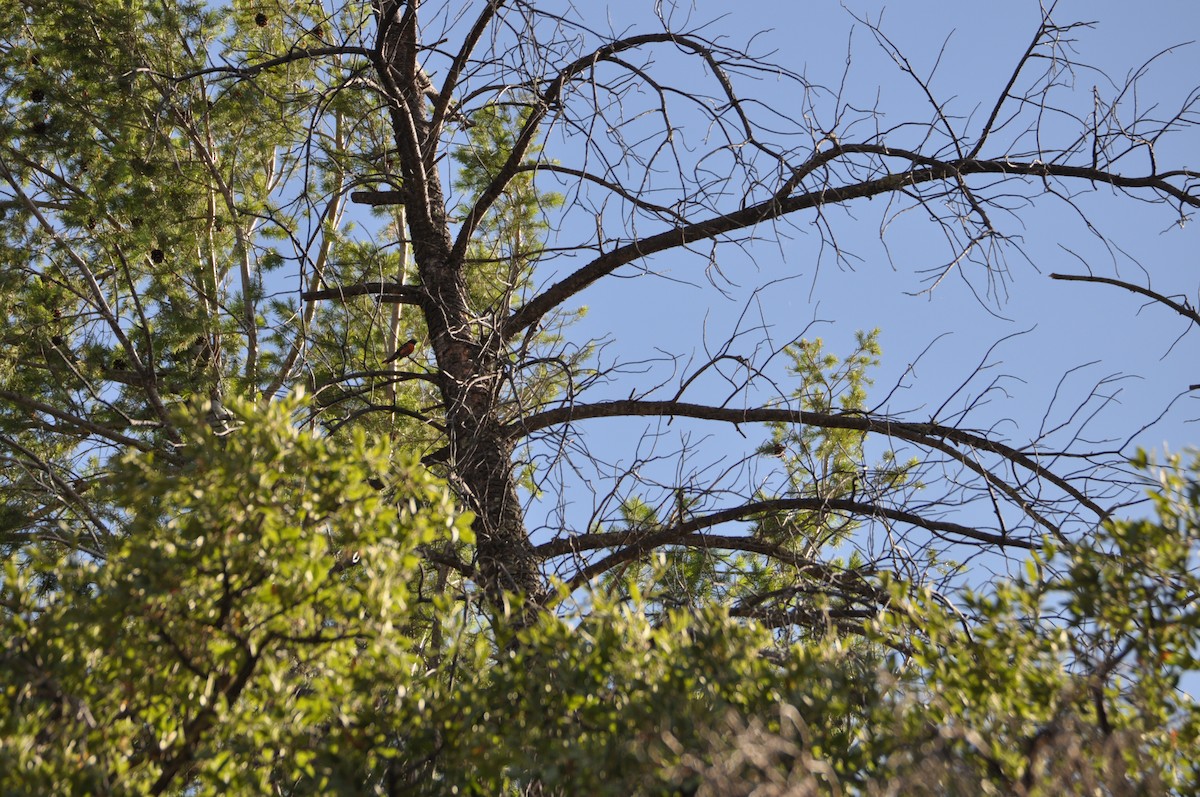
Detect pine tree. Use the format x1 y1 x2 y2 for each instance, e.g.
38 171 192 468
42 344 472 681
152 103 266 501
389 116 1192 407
3 1 1200 793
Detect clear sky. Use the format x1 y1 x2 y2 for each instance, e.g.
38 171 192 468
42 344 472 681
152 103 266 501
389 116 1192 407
325 0 1198 558
523 0 1200 537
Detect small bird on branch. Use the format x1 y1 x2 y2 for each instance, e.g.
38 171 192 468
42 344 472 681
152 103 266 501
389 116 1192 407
384 337 418 364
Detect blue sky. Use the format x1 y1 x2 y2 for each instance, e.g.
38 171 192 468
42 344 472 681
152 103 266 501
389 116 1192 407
324 0 1198 555
523 0 1200 521
345 2 1200 639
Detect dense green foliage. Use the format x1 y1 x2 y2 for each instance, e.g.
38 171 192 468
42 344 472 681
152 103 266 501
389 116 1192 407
3 396 1198 793
2 0 1199 793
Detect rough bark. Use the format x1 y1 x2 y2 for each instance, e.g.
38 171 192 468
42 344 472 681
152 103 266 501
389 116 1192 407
372 0 543 613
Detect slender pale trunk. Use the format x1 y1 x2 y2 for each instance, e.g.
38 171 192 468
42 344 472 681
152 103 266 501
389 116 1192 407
386 204 408 414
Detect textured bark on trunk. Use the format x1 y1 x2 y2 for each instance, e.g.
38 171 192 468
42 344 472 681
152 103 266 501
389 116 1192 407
409 205 545 617
373 0 543 619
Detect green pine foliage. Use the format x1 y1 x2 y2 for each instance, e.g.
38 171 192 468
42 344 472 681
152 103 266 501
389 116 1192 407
0 1 1197 794
4 399 1196 793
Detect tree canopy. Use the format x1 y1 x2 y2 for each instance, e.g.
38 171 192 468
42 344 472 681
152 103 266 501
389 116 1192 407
1 0 1199 793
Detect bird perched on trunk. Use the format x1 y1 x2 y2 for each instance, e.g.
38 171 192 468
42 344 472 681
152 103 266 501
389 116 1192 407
384 338 417 364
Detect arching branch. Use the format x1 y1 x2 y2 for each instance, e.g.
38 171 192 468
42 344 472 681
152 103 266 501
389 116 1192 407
542 494 1029 590
429 0 506 139
504 398 1107 521
1050 272 1200 327
450 31 771 264
505 154 1200 339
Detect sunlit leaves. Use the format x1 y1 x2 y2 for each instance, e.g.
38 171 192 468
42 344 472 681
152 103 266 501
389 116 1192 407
0 393 473 794
871 451 1200 792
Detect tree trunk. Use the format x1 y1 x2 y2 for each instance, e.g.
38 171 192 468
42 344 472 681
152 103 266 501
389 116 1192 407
373 0 542 617
408 185 544 616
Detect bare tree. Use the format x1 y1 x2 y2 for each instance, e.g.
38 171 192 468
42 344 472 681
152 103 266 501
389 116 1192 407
2 0 1198 633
